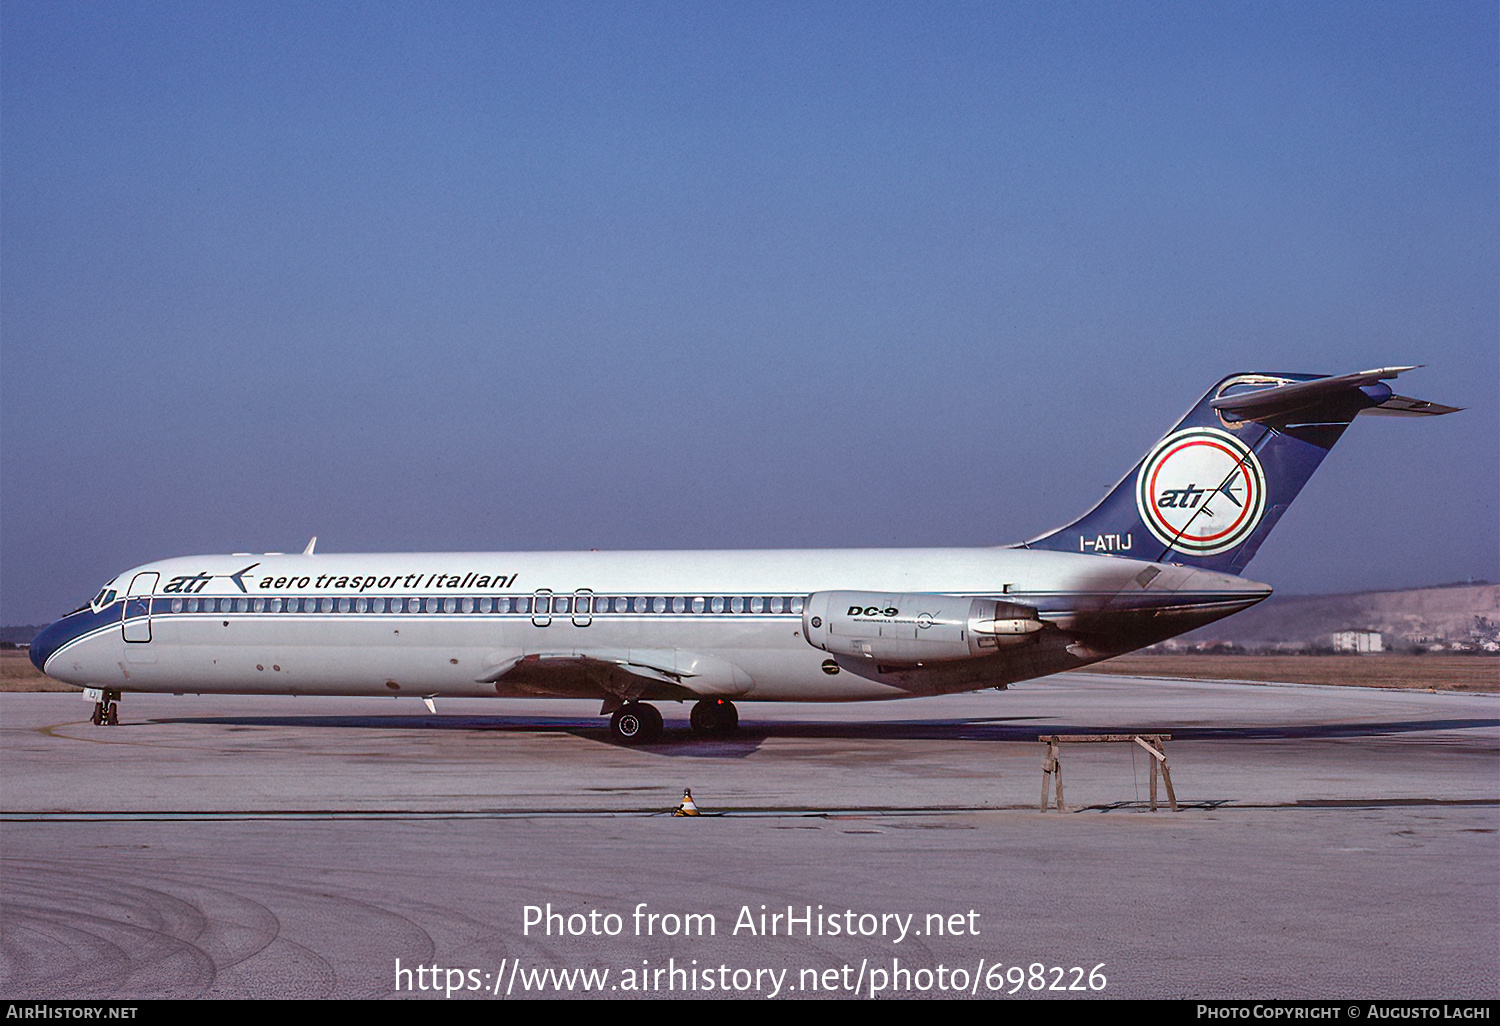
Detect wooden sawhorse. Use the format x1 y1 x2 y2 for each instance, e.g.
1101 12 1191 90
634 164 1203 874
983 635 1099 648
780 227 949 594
1040 734 1176 812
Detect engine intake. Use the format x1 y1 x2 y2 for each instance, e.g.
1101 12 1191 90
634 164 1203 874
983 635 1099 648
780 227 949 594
802 591 1041 664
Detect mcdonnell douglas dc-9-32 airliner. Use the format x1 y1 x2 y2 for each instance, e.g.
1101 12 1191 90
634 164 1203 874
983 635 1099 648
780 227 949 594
31 367 1457 743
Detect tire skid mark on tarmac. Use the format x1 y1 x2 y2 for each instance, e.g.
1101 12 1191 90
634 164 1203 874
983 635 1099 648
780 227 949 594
0 855 465 998
2 869 220 996
31 719 333 756
0 844 520 998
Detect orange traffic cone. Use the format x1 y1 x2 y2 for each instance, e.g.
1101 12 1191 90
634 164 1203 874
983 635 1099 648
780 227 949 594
673 788 700 816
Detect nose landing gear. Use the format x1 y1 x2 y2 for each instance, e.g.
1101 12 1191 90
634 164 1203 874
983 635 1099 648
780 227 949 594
89 689 121 726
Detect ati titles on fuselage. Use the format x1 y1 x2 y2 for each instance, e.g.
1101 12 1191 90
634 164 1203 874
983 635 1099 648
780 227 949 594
162 571 520 594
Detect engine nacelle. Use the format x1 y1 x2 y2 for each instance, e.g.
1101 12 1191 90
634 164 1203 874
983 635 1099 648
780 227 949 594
802 591 1042 664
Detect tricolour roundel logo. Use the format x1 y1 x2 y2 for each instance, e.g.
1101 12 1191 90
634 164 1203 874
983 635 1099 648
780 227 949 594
1135 427 1267 555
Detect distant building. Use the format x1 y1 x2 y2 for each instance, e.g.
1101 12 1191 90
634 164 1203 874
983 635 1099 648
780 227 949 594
1331 630 1383 654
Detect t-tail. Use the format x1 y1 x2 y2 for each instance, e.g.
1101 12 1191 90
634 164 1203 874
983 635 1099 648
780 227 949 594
1024 366 1460 575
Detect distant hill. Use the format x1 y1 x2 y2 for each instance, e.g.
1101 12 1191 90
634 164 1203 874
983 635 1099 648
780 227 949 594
0 626 44 648
1170 582 1498 653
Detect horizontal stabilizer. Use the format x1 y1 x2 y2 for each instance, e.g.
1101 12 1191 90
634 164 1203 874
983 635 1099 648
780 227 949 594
1211 366 1460 423
1362 394 1464 417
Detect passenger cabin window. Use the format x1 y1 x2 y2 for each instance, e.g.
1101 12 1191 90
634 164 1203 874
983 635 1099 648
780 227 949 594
153 590 810 618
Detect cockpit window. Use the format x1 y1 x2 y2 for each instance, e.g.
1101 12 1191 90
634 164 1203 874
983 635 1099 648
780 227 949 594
90 588 118 611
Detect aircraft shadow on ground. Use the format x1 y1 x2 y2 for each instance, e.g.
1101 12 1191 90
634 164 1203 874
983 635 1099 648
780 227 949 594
139 713 1499 759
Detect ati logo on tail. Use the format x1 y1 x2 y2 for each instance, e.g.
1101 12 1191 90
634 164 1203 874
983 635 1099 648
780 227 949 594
1135 427 1267 555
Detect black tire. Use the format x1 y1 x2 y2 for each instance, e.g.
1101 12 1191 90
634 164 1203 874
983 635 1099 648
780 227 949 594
689 699 739 736
610 703 662 744
639 702 663 739
106 703 119 726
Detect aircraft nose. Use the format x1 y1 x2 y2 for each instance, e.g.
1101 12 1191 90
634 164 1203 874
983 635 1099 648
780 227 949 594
28 614 85 677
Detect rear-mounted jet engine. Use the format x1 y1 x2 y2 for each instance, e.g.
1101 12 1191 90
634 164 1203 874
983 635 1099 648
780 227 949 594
802 591 1042 665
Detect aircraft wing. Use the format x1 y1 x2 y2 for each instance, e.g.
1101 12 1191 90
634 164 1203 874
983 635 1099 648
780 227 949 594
478 649 751 712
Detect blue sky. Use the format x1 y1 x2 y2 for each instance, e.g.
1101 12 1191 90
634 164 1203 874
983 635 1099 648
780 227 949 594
3 1 1495 624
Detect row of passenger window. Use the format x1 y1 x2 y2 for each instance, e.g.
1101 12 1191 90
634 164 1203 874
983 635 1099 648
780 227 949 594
163 594 807 616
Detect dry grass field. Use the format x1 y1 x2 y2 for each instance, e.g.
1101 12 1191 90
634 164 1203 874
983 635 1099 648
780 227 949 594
6 647 1494 694
1084 653 1499 692
0 650 74 692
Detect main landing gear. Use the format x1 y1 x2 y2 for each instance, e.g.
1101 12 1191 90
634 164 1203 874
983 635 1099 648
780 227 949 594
90 689 121 726
689 698 739 736
605 698 742 744
609 702 663 744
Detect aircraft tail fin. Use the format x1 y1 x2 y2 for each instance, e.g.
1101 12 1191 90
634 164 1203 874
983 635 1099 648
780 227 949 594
1024 366 1459 574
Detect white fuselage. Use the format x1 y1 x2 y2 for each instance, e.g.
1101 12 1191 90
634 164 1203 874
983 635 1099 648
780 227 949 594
34 546 1268 704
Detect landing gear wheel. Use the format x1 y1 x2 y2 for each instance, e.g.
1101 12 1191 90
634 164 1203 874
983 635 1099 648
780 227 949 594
689 698 739 736
609 702 663 744
91 690 121 726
